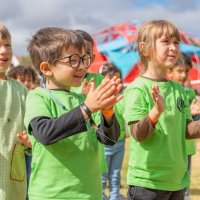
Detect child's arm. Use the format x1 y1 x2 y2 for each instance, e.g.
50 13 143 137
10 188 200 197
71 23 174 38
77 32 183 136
29 106 88 145
96 114 120 145
82 76 123 145
27 77 122 145
130 85 165 142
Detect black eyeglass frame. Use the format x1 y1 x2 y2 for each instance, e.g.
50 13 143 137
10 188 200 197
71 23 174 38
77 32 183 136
54 54 91 69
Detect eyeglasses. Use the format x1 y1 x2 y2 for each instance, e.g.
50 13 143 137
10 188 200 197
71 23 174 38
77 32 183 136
54 54 91 69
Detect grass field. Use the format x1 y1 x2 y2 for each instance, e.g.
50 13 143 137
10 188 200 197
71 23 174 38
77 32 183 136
118 138 200 200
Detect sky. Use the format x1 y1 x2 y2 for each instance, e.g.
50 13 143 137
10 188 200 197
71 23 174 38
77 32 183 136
0 0 200 56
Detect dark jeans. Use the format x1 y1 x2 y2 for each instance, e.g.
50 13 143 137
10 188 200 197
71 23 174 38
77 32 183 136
128 186 184 200
25 154 32 200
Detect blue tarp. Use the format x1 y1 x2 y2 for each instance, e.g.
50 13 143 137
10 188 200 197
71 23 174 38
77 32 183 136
97 37 200 78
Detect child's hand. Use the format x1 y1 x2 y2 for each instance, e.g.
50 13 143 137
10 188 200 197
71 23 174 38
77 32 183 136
17 130 32 148
82 78 95 95
84 76 123 113
149 85 164 121
190 99 200 116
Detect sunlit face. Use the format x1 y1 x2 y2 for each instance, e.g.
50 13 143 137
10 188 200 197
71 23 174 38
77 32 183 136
154 35 180 69
0 37 12 75
169 65 191 85
16 75 34 90
49 46 89 90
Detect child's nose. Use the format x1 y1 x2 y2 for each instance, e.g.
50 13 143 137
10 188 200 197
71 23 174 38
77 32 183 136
0 45 7 53
169 43 178 51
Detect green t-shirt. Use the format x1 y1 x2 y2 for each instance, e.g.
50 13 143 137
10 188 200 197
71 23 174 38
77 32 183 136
114 100 126 141
122 77 192 191
0 79 27 200
71 72 108 173
185 87 196 156
71 73 104 94
24 88 102 200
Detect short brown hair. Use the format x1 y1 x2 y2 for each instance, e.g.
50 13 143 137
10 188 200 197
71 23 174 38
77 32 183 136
171 52 192 70
75 30 94 46
27 28 85 75
0 24 11 40
8 65 37 82
137 20 181 71
99 62 122 79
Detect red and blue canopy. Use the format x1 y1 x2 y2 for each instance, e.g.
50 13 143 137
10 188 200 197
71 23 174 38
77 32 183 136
89 21 200 85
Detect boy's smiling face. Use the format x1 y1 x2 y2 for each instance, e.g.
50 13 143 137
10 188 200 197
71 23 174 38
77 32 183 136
0 37 12 78
44 45 90 90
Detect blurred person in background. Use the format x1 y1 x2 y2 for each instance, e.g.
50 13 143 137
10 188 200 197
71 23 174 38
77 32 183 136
100 62 126 200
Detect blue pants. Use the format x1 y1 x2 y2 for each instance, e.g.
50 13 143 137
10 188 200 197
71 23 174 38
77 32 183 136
128 186 184 200
102 139 125 200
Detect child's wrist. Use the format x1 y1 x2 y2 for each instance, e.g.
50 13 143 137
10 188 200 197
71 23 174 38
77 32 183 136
80 103 92 119
149 115 158 126
101 107 114 117
149 109 160 125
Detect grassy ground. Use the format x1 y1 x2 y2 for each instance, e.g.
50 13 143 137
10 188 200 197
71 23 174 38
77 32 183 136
118 138 200 200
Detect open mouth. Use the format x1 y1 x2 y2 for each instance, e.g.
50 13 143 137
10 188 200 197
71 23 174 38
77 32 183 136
73 74 85 81
0 58 9 63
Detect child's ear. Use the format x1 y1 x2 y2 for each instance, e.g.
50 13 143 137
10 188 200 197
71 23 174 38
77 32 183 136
139 42 149 57
40 62 53 76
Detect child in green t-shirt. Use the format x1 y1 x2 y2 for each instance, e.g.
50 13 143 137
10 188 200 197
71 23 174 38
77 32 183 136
168 52 200 200
71 29 108 174
122 19 200 200
0 23 28 200
24 27 123 200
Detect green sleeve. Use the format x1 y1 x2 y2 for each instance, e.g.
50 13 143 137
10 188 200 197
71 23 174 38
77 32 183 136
123 87 149 125
114 101 126 140
24 90 52 134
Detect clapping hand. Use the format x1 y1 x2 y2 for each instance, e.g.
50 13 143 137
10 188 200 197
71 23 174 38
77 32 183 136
84 76 123 113
81 78 95 95
149 85 165 121
190 99 200 116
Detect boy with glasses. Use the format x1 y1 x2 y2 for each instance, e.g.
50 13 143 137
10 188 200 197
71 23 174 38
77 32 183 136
24 27 122 199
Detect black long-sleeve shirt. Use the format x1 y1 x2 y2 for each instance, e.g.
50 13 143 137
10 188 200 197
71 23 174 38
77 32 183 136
29 106 120 145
